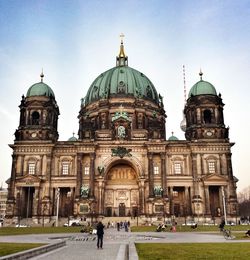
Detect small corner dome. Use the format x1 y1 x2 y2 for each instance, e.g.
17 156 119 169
168 133 179 141
68 136 78 141
26 82 55 98
188 72 217 98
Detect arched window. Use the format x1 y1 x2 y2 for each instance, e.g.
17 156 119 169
31 111 40 125
203 109 212 124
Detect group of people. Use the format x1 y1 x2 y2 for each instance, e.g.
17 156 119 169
116 220 130 232
156 223 177 232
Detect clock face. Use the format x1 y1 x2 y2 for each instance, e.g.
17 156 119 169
206 131 213 137
31 132 37 138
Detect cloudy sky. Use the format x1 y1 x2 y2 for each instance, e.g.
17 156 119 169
0 0 249 192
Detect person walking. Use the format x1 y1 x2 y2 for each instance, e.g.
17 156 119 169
96 221 105 249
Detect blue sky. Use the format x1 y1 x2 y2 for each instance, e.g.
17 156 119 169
0 0 250 191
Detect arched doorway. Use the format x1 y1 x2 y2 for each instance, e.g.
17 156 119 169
104 163 139 217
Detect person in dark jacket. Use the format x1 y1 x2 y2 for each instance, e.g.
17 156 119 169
96 221 105 249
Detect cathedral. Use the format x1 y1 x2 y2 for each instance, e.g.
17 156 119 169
5 40 238 225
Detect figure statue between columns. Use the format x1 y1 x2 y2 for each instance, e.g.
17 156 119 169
80 185 89 198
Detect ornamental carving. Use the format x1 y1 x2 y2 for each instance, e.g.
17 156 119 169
111 146 132 158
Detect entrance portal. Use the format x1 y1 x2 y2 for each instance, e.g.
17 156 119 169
104 163 139 216
209 186 221 217
19 187 35 218
119 203 126 217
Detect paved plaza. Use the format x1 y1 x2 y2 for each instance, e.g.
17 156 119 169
0 228 250 260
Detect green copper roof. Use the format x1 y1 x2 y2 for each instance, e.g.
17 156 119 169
168 134 179 141
26 82 55 98
84 66 159 105
68 136 78 141
188 80 217 97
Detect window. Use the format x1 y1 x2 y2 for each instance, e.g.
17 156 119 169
154 166 159 175
62 163 69 175
174 163 182 174
28 163 35 175
204 109 212 124
84 166 89 175
208 161 215 173
31 111 40 125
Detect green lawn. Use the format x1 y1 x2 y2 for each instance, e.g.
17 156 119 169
0 226 82 236
136 243 250 260
0 242 45 257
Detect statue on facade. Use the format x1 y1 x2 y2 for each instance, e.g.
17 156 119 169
118 125 126 139
80 185 89 198
154 186 163 196
97 166 104 175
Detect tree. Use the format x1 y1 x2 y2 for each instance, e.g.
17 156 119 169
238 186 250 222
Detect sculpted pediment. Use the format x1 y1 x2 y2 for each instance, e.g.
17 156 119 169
203 173 227 185
111 111 131 123
16 174 42 186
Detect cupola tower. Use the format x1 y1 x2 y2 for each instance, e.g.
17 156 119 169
14 72 60 142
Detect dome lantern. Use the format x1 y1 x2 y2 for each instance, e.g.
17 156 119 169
116 33 128 67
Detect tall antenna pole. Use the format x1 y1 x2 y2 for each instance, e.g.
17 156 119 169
182 65 187 103
180 65 187 132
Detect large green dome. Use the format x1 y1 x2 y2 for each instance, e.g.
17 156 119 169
188 72 217 98
83 41 159 105
84 66 159 105
26 74 55 98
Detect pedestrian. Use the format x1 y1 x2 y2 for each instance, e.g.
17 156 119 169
219 219 225 231
96 221 105 249
124 221 128 232
117 222 120 231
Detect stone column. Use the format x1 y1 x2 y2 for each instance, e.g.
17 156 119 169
33 187 39 217
185 186 190 214
76 154 83 198
204 186 211 215
9 154 17 200
148 153 154 197
20 155 24 176
98 180 104 214
89 153 95 198
169 186 174 215
161 153 166 197
191 154 199 195
139 179 145 214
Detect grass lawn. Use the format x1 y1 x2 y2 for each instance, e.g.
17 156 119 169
131 225 250 233
0 242 45 257
0 226 82 236
136 243 250 260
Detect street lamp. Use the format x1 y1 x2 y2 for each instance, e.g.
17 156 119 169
222 186 227 225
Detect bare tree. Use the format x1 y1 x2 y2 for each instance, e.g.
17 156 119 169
238 185 250 222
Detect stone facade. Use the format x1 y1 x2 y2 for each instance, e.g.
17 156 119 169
5 42 238 224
